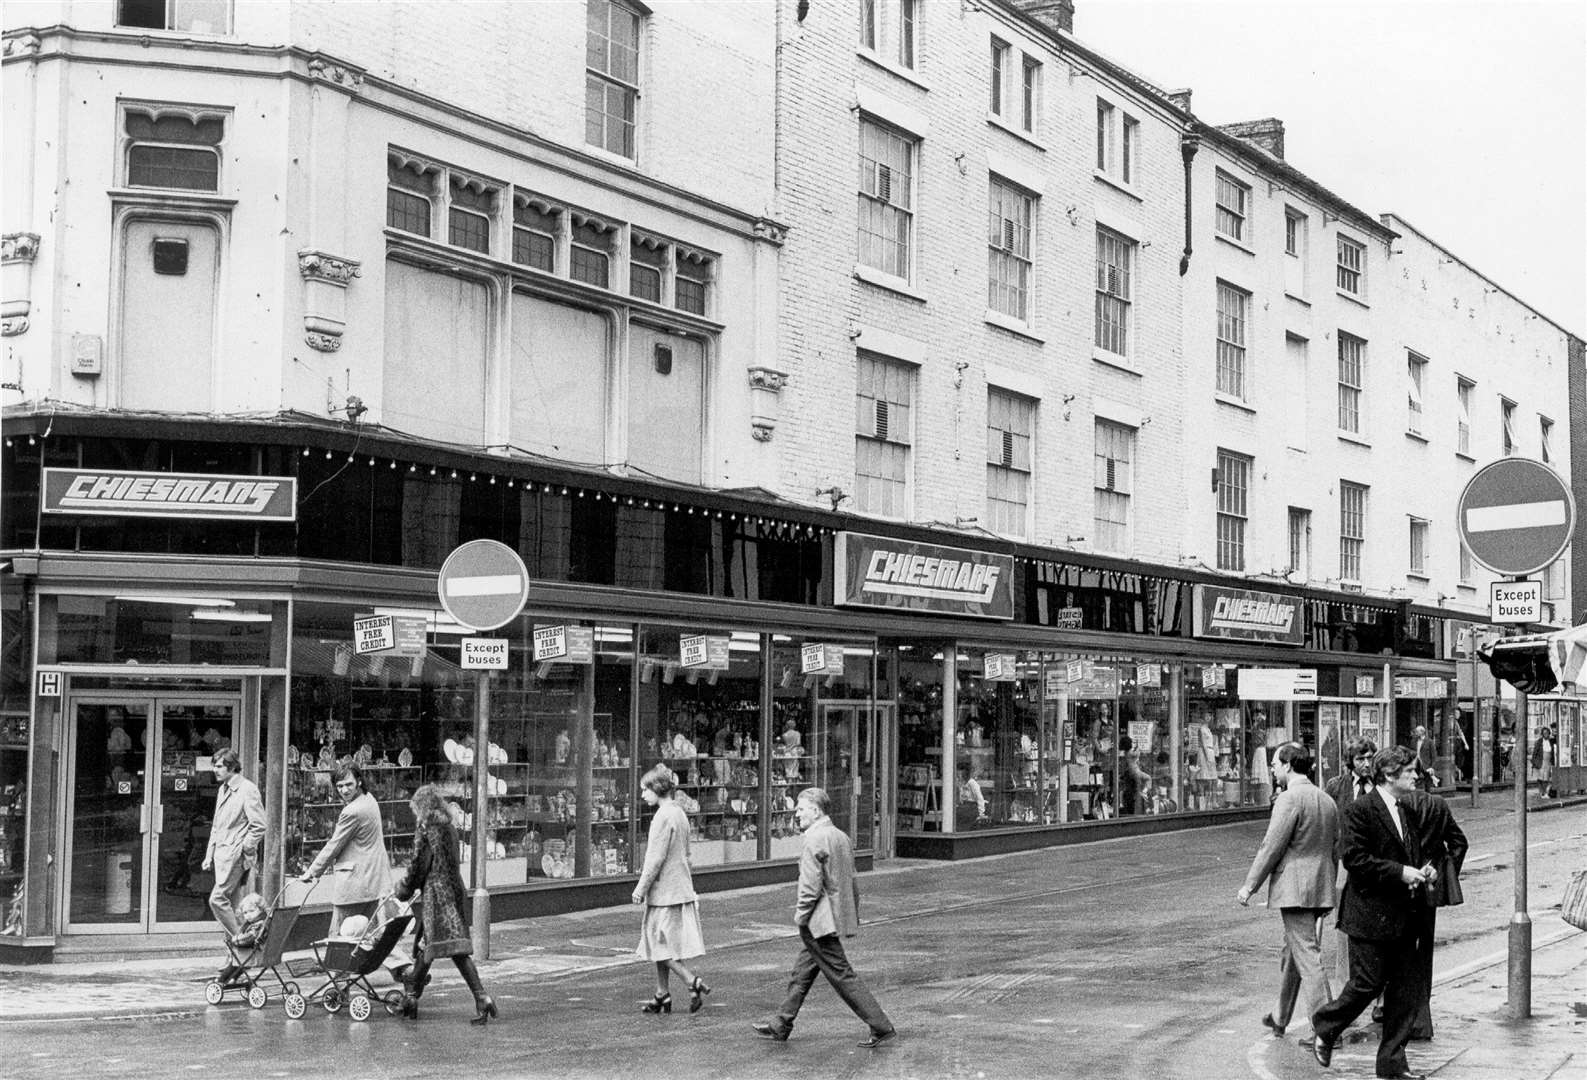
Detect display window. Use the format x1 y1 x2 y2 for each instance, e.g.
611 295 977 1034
889 641 948 834
0 577 28 936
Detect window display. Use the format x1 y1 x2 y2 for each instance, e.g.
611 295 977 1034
891 642 946 834
0 714 28 936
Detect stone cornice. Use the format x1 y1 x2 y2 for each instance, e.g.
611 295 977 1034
2 233 41 264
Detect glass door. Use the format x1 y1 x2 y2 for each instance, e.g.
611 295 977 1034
64 696 239 933
815 701 890 853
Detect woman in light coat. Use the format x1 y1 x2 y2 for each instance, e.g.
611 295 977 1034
631 764 710 1014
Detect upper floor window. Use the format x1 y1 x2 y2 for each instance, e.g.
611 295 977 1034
855 352 914 518
1540 416 1554 464
988 178 1034 321
674 251 711 316
586 0 641 159
117 0 231 34
1214 170 1250 243
512 199 559 273
1336 234 1365 296
1337 332 1365 435
1501 398 1517 456
125 107 224 192
859 0 918 70
630 236 667 303
570 216 617 289
1339 481 1367 582
1095 227 1134 357
1215 449 1251 572
1021 57 1041 134
448 177 494 255
986 389 1035 538
1215 281 1248 399
1408 517 1429 576
990 38 1009 117
1288 507 1311 580
857 116 916 282
1094 420 1136 554
386 159 435 236
1456 377 1474 455
1406 351 1427 437
1095 100 1137 183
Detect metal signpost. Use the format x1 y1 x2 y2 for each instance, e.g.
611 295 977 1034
1456 458 1575 1020
438 540 531 959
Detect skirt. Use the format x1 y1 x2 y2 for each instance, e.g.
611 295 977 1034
636 901 705 962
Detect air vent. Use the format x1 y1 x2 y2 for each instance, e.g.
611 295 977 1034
876 164 892 204
1105 457 1117 491
1001 430 1015 467
874 399 890 441
153 238 189 276
653 343 673 376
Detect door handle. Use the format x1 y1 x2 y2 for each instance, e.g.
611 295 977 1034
140 802 150 835
153 803 165 835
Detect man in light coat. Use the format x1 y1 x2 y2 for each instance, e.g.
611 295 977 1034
301 763 395 930
203 747 266 942
1238 741 1340 1040
753 787 895 1047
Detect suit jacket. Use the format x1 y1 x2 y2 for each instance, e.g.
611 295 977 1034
1336 789 1424 941
1240 774 1339 909
308 791 393 904
206 773 266 879
795 815 860 939
635 801 697 906
1324 772 1376 861
1401 789 1468 906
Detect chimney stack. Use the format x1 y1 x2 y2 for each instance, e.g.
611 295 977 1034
1015 0 1075 35
1217 118 1286 159
1165 88 1192 113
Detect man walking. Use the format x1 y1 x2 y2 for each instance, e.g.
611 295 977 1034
753 787 896 1047
1401 772 1468 1040
1311 747 1432 1080
1323 737 1377 993
1237 742 1339 1040
203 747 266 944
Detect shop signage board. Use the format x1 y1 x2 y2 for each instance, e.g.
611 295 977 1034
1457 458 1575 576
438 540 531 632
1489 579 1542 624
1042 667 1067 700
1191 584 1303 645
1202 664 1225 690
800 643 844 674
43 467 297 521
1138 663 1161 687
1393 676 1448 699
36 669 61 697
1055 607 1084 629
833 531 1014 619
983 654 1018 681
391 616 428 656
353 615 396 655
1237 667 1318 700
1069 664 1118 698
533 625 568 661
1354 674 1377 696
680 634 708 667
1065 659 1086 683
461 638 509 669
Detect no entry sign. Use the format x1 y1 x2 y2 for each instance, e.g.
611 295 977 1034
438 540 530 631
1457 458 1574 576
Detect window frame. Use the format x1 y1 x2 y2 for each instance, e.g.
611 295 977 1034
122 104 228 194
1337 331 1365 435
854 352 915 518
1020 56 1041 134
986 388 1036 538
1500 398 1517 456
1456 376 1474 456
1287 507 1311 580
856 115 918 284
1094 226 1134 358
989 37 1009 118
1406 351 1427 437
585 0 643 160
1339 481 1367 583
1215 449 1251 572
1408 516 1429 577
1093 419 1136 554
1215 280 1249 400
858 0 918 72
1214 169 1251 243
1540 416 1554 464
115 0 233 34
1336 233 1366 297
988 176 1035 322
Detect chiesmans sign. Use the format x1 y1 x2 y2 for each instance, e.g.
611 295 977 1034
43 468 298 522
834 532 1014 619
1191 583 1303 645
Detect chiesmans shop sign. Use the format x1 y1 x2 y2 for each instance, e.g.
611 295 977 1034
43 468 298 522
1191 583 1303 645
834 532 1014 619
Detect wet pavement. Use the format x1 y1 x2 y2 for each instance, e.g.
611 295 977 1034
1 792 1582 1079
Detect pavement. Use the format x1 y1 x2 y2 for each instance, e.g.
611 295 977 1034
1 791 1582 1080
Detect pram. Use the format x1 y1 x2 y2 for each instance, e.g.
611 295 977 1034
204 881 308 1010
283 894 414 1021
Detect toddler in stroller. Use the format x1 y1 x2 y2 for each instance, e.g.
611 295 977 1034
205 887 307 1009
283 895 415 1021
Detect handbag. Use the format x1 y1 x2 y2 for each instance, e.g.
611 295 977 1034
1562 869 1587 931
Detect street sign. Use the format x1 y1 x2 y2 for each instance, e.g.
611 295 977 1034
461 638 509 669
438 540 530 631
1490 579 1542 624
1457 458 1575 576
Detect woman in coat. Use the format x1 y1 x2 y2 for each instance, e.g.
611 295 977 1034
393 785 496 1025
1530 726 1556 799
631 764 710 1014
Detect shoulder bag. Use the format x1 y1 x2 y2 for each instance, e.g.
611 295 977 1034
1562 869 1587 931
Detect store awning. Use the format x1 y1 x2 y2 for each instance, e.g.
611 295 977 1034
1546 624 1587 696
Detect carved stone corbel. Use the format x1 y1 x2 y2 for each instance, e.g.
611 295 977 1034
298 249 361 352
752 217 789 246
306 55 365 92
2 33 42 58
2 232 41 337
748 366 788 442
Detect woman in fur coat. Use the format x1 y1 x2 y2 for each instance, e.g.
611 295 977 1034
394 785 497 1024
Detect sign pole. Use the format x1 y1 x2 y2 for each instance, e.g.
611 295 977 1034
1469 638 1480 811
1509 679 1530 1019
471 669 492 959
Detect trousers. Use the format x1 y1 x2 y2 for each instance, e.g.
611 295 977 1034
1312 930 1420 1077
772 926 893 1037
208 859 250 937
1273 907 1332 1029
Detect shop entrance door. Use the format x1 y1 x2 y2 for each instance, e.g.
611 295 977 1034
813 701 891 856
63 696 240 934
1310 699 1388 793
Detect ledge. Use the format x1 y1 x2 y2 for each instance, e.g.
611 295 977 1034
1404 430 1429 444
853 264 927 302
986 114 1046 152
1215 232 1256 257
1091 170 1143 202
1336 432 1372 449
984 309 1045 343
1283 291 1312 308
857 47 930 92
1093 350 1142 377
1214 392 1255 414
1336 289 1370 310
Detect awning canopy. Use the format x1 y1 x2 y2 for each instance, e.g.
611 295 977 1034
1546 624 1587 696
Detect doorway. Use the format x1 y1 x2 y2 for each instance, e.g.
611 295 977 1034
814 701 893 856
63 695 241 933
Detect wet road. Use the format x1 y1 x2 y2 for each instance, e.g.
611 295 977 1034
4 806 1582 1080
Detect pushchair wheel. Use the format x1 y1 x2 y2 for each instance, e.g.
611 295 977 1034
383 989 406 1016
349 994 373 1022
247 985 268 1009
203 981 225 1005
323 988 343 1013
284 993 307 1020
285 981 300 997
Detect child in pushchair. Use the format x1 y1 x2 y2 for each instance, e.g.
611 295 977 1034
205 887 307 1009
282 895 415 1021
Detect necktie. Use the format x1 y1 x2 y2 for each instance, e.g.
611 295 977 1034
1357 780 1370 798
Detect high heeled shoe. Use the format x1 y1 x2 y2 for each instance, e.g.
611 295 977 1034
470 996 498 1026
688 978 712 1014
641 992 672 1014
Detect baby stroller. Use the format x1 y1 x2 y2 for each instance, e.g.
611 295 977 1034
283 894 414 1021
204 881 308 1010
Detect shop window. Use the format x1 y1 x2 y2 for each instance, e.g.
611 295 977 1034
890 641 948 834
51 595 277 665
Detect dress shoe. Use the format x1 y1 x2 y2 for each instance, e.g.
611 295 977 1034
1312 1035 1334 1068
858 1029 897 1048
1371 1005 1385 1023
752 1022 789 1041
1261 1013 1286 1036
470 995 498 1026
1376 1072 1426 1080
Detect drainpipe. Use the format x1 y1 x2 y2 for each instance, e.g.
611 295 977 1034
1178 131 1201 276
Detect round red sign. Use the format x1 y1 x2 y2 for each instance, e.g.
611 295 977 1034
437 540 530 631
1456 458 1574 577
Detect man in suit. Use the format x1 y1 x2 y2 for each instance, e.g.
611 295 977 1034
203 747 266 944
301 763 395 931
1311 747 1433 1080
753 787 895 1047
1323 737 1378 993
1401 772 1468 1040
1237 742 1339 1039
